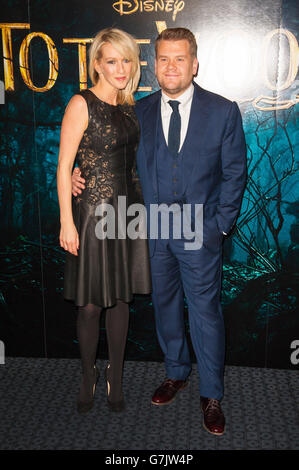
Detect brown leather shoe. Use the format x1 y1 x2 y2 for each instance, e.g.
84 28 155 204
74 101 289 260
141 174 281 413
151 378 188 405
200 397 225 435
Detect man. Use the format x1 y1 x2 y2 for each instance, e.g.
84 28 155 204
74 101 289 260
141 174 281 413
72 28 247 435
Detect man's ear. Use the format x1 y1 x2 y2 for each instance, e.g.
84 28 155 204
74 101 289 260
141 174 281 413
192 58 199 76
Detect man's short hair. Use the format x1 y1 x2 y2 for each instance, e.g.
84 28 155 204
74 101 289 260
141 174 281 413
155 28 197 58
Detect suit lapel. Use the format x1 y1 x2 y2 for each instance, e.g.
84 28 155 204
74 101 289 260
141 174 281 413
181 83 209 196
142 92 161 197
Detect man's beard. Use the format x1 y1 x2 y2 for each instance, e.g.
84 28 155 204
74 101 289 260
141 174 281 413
157 78 191 97
162 86 182 95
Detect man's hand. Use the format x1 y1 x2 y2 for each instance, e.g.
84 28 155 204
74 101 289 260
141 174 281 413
72 167 86 196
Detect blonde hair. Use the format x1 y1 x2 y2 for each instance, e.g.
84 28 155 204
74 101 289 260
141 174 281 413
88 28 140 105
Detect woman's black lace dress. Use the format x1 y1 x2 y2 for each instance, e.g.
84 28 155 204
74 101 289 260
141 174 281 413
64 89 151 307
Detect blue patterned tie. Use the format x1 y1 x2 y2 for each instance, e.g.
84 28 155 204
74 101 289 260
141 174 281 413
168 100 181 156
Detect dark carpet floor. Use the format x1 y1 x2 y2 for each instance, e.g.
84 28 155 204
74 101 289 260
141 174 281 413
0 358 298 450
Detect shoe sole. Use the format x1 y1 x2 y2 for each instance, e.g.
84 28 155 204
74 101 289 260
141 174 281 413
151 382 188 406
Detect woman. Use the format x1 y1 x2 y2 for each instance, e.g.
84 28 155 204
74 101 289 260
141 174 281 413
57 28 151 414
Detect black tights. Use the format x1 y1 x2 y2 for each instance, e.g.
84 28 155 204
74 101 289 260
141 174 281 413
76 300 129 403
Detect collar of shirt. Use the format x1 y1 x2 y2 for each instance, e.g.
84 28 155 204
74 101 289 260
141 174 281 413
161 82 194 116
160 83 194 149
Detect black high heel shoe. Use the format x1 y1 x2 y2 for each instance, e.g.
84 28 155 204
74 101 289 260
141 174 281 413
77 365 99 414
104 363 125 412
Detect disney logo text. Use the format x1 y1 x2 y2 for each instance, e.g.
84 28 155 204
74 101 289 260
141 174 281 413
112 0 185 21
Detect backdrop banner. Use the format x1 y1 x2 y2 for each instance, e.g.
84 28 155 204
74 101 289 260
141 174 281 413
0 0 298 369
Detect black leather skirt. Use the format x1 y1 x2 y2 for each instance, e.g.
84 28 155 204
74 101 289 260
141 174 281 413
63 198 151 308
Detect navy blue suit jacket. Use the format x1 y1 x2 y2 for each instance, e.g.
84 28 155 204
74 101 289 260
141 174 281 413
135 82 247 257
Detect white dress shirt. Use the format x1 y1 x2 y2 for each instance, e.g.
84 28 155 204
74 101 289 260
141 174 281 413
161 83 194 152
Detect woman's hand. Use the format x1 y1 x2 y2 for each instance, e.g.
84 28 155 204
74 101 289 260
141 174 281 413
60 223 79 256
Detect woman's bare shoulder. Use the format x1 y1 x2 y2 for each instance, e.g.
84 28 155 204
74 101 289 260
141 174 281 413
65 93 87 113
